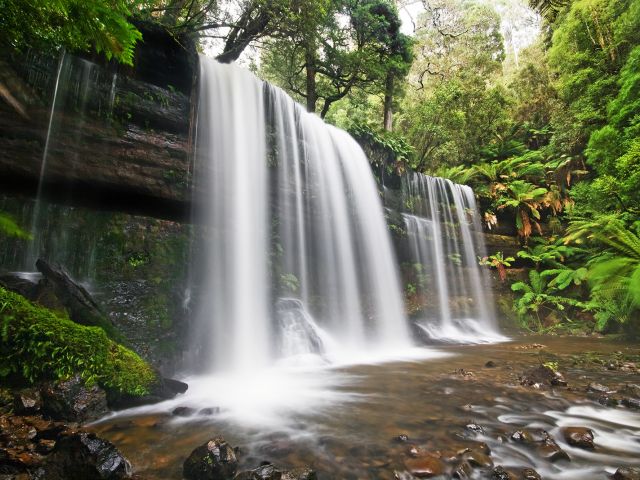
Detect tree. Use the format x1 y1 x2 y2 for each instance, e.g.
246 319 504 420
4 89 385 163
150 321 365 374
260 0 412 118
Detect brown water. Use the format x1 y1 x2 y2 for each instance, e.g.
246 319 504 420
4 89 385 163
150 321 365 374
90 336 640 479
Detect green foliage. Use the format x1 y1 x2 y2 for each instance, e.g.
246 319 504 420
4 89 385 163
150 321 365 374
0 0 143 65
0 213 31 240
279 273 299 294
479 252 514 282
0 287 157 395
511 270 586 328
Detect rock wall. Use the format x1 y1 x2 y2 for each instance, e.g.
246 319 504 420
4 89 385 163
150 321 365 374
0 22 196 221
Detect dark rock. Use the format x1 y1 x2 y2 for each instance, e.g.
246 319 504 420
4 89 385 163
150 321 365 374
510 428 569 462
404 455 446 478
452 460 472 479
233 464 317 480
0 272 38 300
491 466 517 480
560 427 594 449
108 377 187 409
35 260 109 330
522 468 542 479
461 449 493 468
621 384 640 396
519 365 567 388
183 437 238 480
395 434 410 443
45 432 132 479
199 407 220 415
40 375 108 422
172 407 196 417
465 423 484 434
614 467 640 480
485 361 497 368
587 383 610 394
621 397 640 410
13 389 42 415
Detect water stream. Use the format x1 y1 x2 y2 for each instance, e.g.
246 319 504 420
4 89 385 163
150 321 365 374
402 173 505 343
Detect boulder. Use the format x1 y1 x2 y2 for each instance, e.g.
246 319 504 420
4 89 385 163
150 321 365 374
45 432 132 479
183 437 238 480
614 467 640 480
40 375 108 422
560 427 594 449
519 365 567 388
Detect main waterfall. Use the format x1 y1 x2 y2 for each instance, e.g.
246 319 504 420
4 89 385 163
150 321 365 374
190 59 412 373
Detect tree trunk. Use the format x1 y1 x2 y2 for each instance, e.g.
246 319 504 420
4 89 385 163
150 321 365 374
305 49 317 113
383 71 394 132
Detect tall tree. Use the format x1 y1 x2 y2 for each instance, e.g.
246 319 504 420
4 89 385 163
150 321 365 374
260 0 412 118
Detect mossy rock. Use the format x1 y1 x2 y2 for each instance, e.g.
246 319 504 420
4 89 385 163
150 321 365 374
0 286 158 396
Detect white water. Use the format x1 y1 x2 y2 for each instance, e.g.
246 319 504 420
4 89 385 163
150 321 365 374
402 173 506 343
190 58 413 378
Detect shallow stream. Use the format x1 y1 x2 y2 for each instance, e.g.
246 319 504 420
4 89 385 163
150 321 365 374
90 336 640 479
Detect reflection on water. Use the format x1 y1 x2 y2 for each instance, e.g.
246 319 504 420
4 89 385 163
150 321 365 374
90 337 640 479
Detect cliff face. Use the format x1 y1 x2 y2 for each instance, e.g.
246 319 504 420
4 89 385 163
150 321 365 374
0 23 196 221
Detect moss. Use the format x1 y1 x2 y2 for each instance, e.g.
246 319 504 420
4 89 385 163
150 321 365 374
0 287 157 396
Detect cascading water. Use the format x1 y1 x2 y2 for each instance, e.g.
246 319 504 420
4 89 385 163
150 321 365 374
190 58 413 375
402 172 506 343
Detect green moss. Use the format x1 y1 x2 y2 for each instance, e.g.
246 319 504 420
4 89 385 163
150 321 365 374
0 287 157 396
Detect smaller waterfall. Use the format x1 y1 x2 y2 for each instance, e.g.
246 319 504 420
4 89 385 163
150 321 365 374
402 173 505 343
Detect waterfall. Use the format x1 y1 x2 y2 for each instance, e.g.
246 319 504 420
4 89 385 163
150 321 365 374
402 173 505 343
191 58 412 374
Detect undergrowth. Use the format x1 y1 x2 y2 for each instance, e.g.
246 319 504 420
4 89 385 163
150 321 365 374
0 287 157 396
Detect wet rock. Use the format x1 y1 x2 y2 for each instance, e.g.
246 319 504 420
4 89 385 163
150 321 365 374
613 467 640 480
587 382 610 394
395 434 410 443
404 455 446 478
492 466 541 480
492 466 517 480
172 406 196 417
620 384 640 396
596 394 619 407
519 365 567 388
40 375 108 422
199 407 221 415
621 397 640 410
465 423 484 434
560 427 594 449
35 259 110 330
45 432 132 479
108 377 188 409
452 460 472 478
13 389 42 415
537 441 570 462
485 361 497 368
461 449 493 468
183 437 238 480
234 464 317 480
0 272 38 300
521 468 542 480
510 429 569 463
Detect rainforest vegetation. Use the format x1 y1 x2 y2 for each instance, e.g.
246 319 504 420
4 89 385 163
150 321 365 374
1 0 639 338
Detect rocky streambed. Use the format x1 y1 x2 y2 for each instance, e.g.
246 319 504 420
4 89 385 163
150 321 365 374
64 336 639 480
